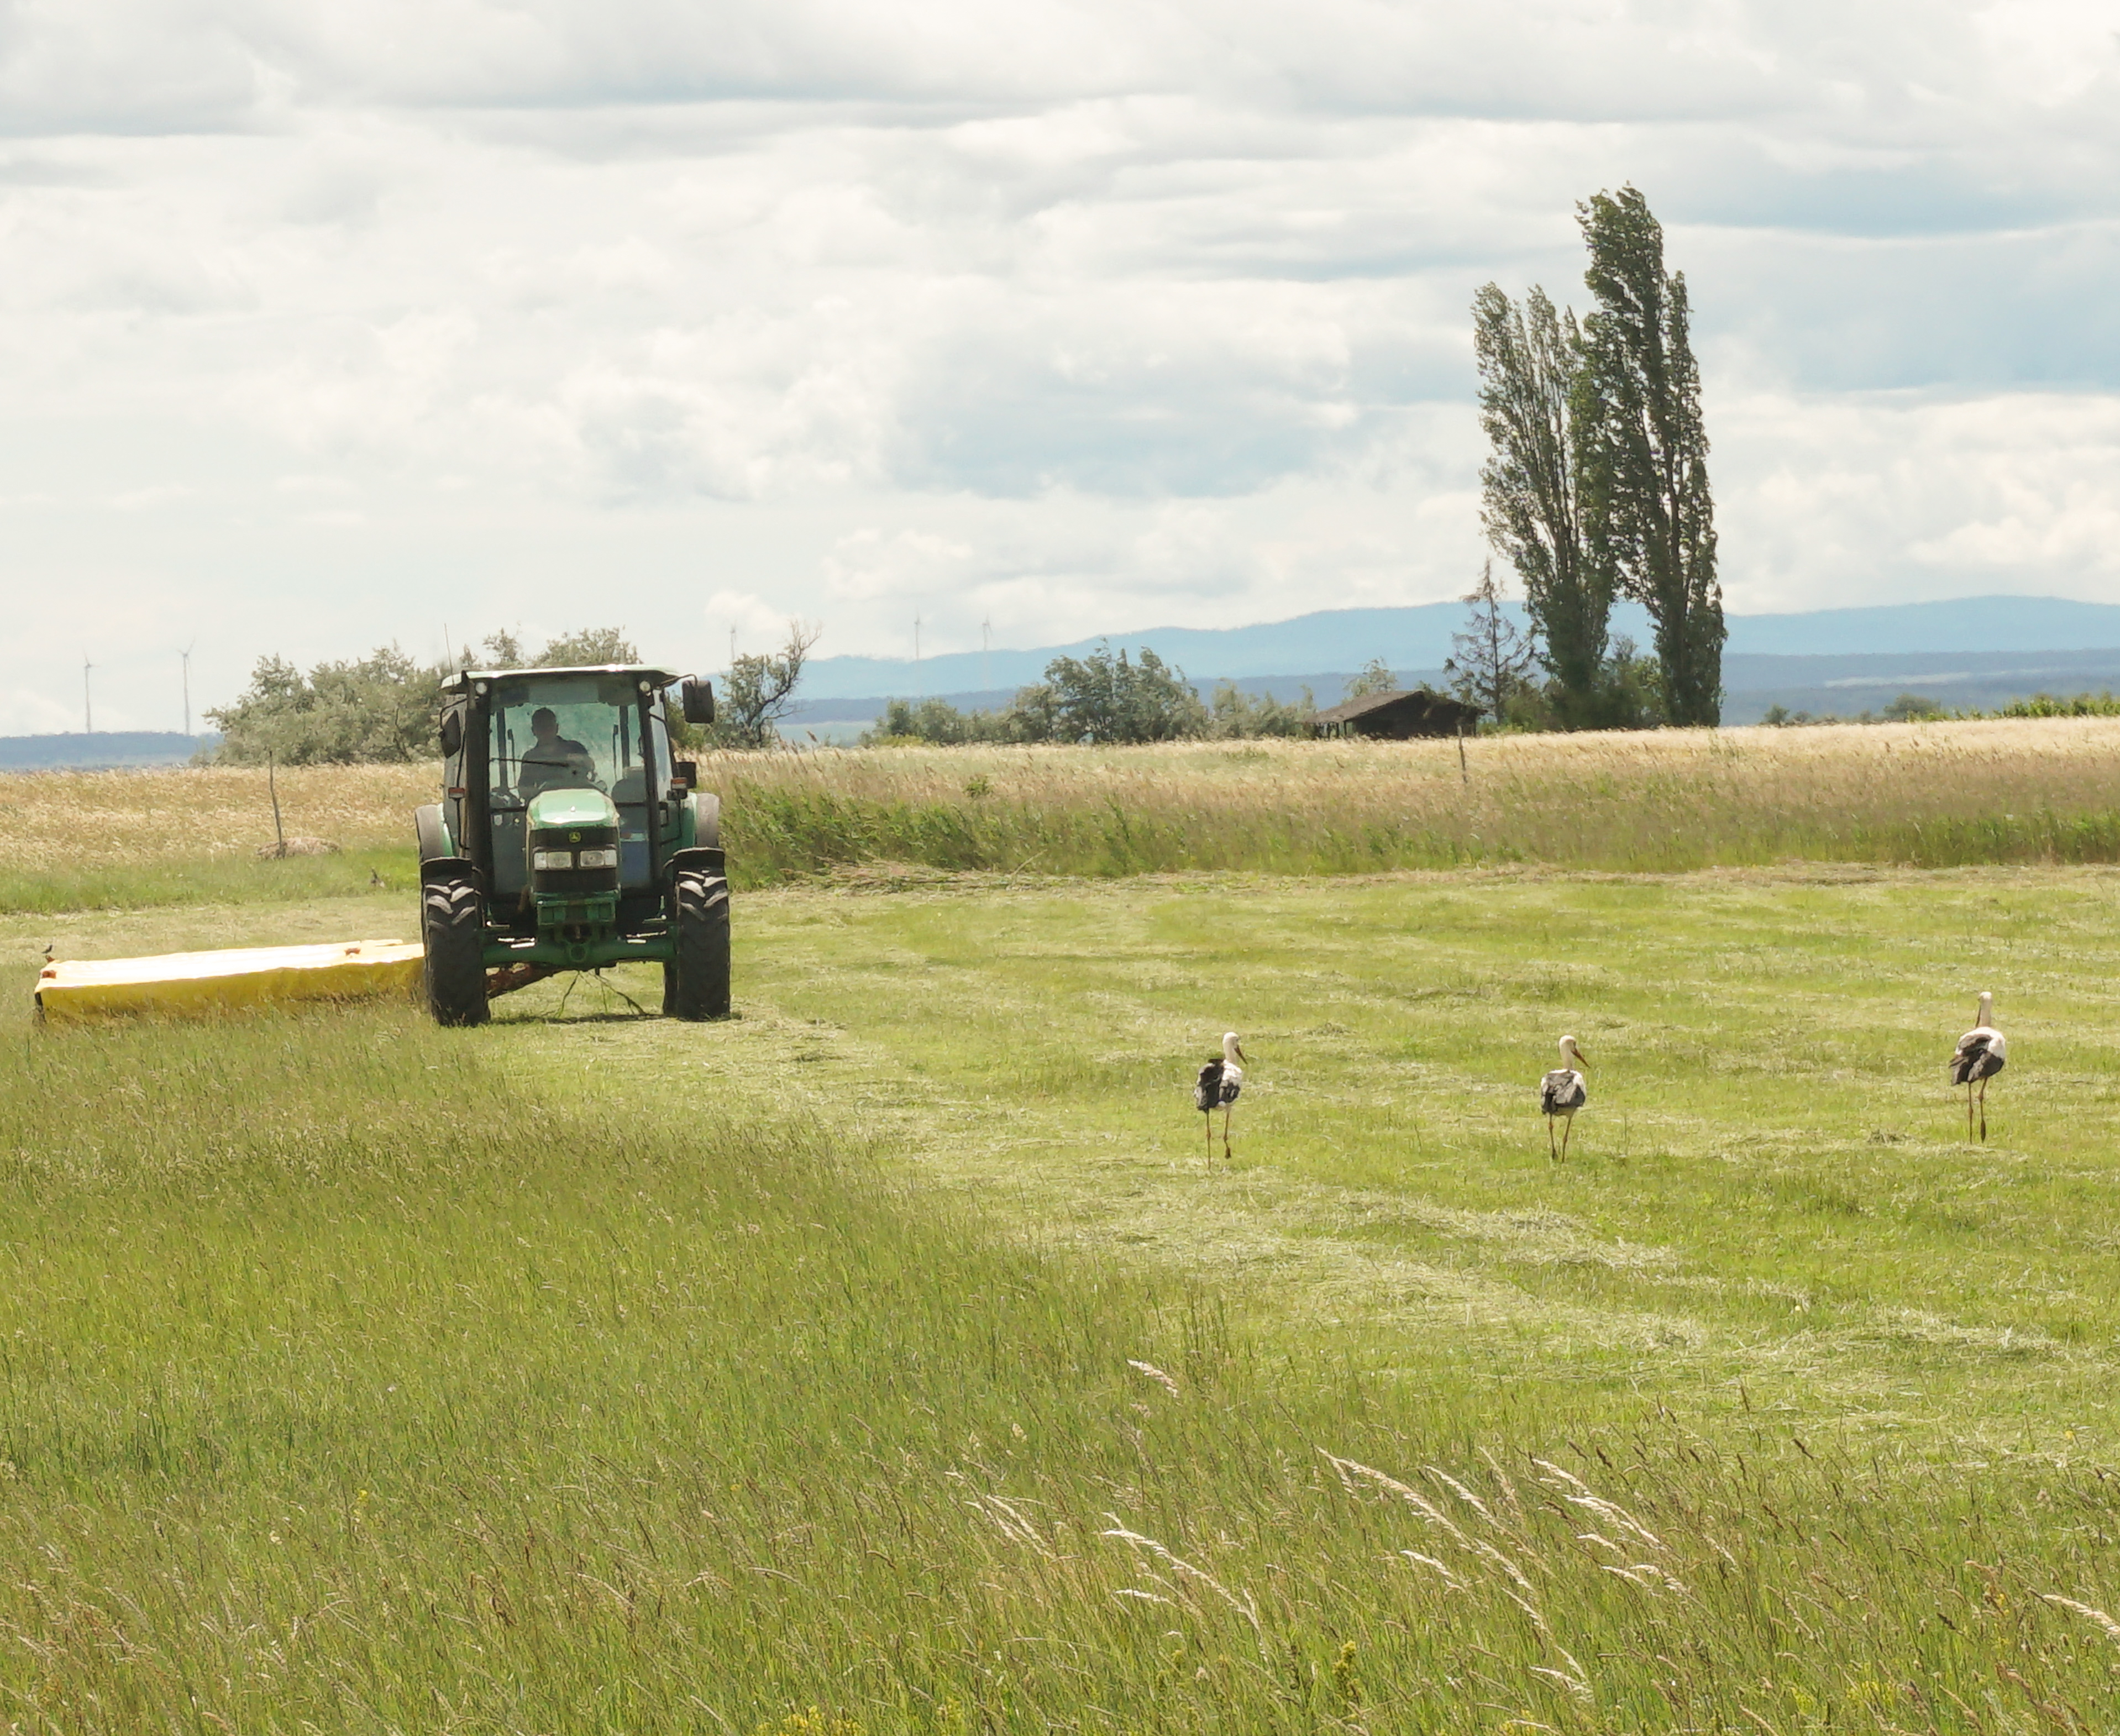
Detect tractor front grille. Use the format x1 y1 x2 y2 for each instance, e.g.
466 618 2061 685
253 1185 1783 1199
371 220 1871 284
528 824 620 898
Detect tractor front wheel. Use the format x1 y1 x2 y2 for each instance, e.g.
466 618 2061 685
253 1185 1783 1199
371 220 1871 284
422 877 490 1027
666 869 731 1021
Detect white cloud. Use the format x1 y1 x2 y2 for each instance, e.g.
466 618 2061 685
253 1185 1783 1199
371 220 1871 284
0 0 2117 731
107 482 192 509
822 528 977 604
704 588 805 658
1717 387 2120 609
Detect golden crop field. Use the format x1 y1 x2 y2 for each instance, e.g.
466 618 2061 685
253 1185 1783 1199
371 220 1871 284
12 762 438 872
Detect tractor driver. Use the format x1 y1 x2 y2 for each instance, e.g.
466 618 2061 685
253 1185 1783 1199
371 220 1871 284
517 707 597 794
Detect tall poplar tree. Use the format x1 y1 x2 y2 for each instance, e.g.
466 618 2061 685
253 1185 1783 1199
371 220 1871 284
1577 186 1723 726
1472 282 1610 727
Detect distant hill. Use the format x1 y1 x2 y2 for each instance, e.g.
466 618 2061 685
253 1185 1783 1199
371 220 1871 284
1719 649 2120 723
797 595 2120 700
0 732 214 770
1723 597 2120 658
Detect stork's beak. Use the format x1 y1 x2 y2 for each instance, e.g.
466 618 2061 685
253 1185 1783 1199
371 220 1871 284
1572 1046 1589 1067
1236 1043 1247 1064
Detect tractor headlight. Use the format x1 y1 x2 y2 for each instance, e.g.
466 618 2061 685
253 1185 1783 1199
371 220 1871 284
532 848 573 870
575 847 618 869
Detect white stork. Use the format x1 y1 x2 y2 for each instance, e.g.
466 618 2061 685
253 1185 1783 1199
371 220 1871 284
1949 991 2007 1142
1195 1032 1246 1159
1540 1036 1589 1161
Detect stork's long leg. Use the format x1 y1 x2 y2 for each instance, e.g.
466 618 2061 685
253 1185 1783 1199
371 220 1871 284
1979 1077 1989 1142
1546 1115 1556 1161
1204 1112 1213 1158
1966 1082 1975 1140
1560 1113 1573 1162
1222 1103 1234 1158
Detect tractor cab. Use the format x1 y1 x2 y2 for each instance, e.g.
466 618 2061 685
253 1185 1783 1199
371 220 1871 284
483 670 671 905
414 663 728 1026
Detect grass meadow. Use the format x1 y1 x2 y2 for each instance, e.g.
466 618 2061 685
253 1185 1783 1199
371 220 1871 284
10 728 2120 1729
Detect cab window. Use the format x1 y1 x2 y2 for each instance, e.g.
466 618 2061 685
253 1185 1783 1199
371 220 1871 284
489 676 642 803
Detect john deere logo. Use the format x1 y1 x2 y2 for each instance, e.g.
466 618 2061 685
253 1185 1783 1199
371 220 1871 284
570 831 581 842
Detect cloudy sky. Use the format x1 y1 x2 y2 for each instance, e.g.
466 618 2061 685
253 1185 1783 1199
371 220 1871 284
3 0 2117 732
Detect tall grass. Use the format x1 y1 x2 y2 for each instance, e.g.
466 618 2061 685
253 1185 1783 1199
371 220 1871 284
6 1004 2120 1730
718 720 2120 879
17 718 2120 910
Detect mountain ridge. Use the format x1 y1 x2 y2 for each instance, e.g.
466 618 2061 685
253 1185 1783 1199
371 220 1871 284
795 595 2120 699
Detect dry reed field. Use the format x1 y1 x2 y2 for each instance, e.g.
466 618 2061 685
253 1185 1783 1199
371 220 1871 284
12 763 434 872
717 717 2120 878
2 762 433 914
15 717 2120 907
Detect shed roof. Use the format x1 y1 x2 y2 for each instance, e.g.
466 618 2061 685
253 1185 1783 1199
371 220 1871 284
1308 689 1452 726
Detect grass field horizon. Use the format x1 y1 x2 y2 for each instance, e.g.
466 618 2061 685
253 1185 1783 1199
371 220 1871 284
12 737 2120 1728
18 716 2120 917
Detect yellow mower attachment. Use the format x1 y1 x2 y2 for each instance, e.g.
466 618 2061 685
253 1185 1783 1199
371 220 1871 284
35 940 424 1024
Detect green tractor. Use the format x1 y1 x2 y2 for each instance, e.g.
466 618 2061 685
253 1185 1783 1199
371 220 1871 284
413 664 728 1026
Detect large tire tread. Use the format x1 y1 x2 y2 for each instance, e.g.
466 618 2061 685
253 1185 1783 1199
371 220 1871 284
422 878 490 1027
670 870 732 1021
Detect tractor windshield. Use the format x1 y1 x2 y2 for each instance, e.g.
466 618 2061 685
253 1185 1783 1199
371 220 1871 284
489 675 646 804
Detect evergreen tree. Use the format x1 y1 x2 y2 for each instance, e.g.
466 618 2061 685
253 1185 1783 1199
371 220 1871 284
1473 282 1610 726
1444 561 1541 726
1577 186 1723 726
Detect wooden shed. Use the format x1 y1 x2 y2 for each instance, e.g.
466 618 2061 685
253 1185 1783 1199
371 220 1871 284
1308 688 1483 741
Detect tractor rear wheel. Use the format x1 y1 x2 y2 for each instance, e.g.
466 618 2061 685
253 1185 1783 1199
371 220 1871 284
667 869 731 1021
421 877 490 1027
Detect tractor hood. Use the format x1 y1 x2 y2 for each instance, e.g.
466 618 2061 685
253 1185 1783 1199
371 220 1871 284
524 785 622 908
526 787 619 830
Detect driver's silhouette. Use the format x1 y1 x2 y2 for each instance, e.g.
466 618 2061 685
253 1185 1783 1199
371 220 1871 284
518 707 595 794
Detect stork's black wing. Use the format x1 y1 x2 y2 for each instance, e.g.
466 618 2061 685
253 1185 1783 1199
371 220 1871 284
1950 1035 2004 1085
1540 1068 1587 1115
1195 1060 1224 1112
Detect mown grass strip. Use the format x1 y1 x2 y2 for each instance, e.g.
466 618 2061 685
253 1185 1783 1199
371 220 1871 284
4 1001 2120 1730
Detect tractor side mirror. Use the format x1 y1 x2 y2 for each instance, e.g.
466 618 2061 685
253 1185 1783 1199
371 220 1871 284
439 711 464 757
672 759 698 794
680 677 715 726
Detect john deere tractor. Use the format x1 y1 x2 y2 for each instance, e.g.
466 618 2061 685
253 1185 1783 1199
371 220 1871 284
413 664 727 1026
